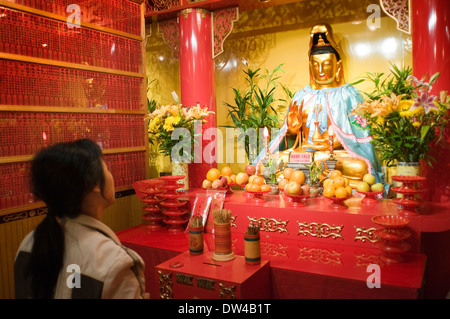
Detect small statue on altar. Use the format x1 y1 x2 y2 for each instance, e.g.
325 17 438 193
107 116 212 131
254 23 382 187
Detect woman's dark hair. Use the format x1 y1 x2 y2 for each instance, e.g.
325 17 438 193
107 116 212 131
29 139 106 298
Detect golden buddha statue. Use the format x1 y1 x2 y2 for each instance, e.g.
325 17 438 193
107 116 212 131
263 24 382 187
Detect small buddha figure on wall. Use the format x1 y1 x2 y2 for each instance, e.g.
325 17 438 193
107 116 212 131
255 23 383 187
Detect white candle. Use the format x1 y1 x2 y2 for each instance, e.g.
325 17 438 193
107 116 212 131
263 127 269 154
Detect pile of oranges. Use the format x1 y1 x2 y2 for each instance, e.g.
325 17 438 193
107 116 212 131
245 175 271 192
203 167 236 189
322 170 353 198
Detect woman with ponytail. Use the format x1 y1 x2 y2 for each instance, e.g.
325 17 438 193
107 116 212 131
14 139 147 299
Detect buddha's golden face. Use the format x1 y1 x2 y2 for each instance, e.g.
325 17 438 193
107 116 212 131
309 53 343 89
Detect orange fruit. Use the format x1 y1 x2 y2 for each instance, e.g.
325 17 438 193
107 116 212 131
206 168 221 182
329 170 343 179
323 178 332 188
278 179 288 191
248 175 257 184
221 166 232 177
332 176 345 188
283 167 293 180
253 176 265 186
245 182 252 190
346 186 353 196
230 174 237 184
323 185 336 197
335 186 349 198
247 183 261 192
290 170 305 185
260 184 271 192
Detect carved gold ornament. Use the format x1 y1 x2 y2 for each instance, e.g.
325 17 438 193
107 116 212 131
354 226 378 243
158 271 173 299
297 222 343 239
261 242 288 258
297 246 342 265
248 217 289 234
219 283 236 299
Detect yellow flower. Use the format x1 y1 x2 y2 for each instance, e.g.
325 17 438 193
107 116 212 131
399 110 412 117
412 122 421 127
172 115 181 125
148 117 162 133
398 100 414 112
410 106 425 116
163 116 177 132
375 117 385 125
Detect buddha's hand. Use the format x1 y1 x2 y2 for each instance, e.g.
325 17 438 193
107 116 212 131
287 100 302 135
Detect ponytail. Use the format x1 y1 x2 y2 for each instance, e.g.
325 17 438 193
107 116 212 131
30 213 64 299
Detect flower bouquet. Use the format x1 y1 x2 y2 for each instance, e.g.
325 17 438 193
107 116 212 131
350 64 449 167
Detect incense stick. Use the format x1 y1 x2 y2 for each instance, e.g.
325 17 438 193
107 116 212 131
246 222 261 235
189 215 203 228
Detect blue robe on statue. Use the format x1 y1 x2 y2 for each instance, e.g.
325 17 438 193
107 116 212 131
253 83 383 183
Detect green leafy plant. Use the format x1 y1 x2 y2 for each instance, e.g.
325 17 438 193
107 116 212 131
304 161 323 187
223 63 290 160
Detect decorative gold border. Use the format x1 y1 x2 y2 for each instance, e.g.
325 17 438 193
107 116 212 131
297 222 343 240
0 189 135 224
179 7 210 20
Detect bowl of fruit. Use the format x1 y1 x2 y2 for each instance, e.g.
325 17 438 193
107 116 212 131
356 173 384 205
277 168 312 206
322 170 353 208
202 167 237 194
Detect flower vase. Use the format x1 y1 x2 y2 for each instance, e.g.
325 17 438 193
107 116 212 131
394 162 420 198
171 161 189 192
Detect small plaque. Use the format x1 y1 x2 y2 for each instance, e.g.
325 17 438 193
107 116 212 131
197 277 215 290
176 273 193 286
289 152 312 163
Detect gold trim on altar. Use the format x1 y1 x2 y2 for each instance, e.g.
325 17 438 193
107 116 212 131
158 270 173 299
248 217 289 234
354 226 378 243
297 222 344 240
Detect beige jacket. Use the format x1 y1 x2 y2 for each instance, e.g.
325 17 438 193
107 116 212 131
15 214 147 299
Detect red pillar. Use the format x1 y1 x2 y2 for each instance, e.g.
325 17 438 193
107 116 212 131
411 0 450 202
179 8 217 188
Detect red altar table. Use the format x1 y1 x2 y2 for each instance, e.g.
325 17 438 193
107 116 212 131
117 189 450 299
